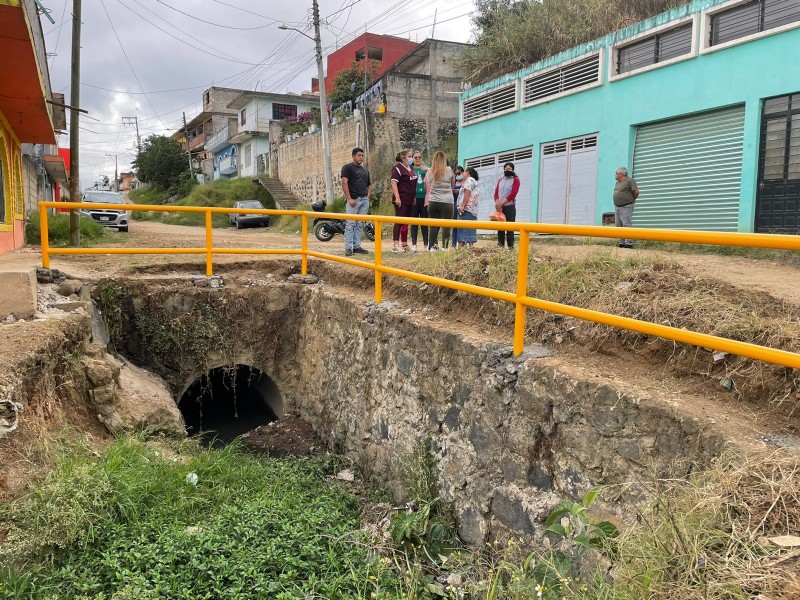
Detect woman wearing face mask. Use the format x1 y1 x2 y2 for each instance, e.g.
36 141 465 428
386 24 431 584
423 151 454 251
456 167 480 248
494 162 520 249
450 166 464 249
410 151 429 252
390 149 416 252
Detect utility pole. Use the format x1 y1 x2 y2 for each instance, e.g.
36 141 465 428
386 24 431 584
278 0 333 204
106 154 118 188
312 0 333 205
183 112 193 176
122 116 141 152
68 0 81 247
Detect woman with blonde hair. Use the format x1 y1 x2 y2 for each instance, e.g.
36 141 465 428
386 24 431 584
423 151 454 251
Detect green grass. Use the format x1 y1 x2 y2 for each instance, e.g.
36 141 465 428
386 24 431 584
130 179 275 228
25 212 110 247
0 436 400 599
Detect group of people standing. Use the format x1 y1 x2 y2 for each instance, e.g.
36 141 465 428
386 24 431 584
341 147 639 255
387 148 520 252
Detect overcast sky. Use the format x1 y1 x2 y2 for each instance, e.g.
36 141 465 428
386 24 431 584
40 0 476 187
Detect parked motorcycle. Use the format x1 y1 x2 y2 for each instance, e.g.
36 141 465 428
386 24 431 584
311 201 375 242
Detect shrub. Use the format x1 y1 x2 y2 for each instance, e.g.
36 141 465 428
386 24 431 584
25 212 108 247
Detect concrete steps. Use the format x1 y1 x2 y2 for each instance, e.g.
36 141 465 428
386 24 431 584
257 177 302 210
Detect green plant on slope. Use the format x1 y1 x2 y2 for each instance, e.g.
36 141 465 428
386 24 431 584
0 436 401 599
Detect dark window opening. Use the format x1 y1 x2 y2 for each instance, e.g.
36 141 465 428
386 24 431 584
240 108 247 126
356 47 383 61
617 23 693 74
179 365 282 446
711 0 800 46
272 103 298 120
203 91 210 107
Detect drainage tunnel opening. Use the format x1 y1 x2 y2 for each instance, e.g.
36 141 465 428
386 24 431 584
178 365 282 445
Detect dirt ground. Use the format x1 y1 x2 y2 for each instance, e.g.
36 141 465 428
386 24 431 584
16 220 800 306
240 415 323 457
4 220 800 453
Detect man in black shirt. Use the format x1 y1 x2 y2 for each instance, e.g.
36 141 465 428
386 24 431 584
341 147 371 256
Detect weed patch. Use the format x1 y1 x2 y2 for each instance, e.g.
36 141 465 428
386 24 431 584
25 212 109 247
0 436 400 599
405 247 800 406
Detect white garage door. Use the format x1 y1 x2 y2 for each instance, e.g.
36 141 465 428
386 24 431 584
465 147 534 233
538 134 598 225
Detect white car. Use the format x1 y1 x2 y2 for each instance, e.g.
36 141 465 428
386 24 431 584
80 190 129 232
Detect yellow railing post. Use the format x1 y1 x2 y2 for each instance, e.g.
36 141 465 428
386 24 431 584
205 210 213 276
374 217 382 303
301 215 308 276
513 228 530 356
39 203 50 269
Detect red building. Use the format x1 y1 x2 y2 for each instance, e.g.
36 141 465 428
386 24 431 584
312 33 418 95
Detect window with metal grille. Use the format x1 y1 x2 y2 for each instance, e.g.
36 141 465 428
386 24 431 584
499 148 533 162
272 103 298 121
617 23 693 74
542 141 568 155
465 156 497 168
523 54 600 104
462 84 517 124
570 135 598 150
710 0 800 45
244 143 252 168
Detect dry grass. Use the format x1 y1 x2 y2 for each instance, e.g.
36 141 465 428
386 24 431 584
405 247 800 407
609 449 800 599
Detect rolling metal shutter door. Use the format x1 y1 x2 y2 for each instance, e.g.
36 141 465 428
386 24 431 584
632 106 745 231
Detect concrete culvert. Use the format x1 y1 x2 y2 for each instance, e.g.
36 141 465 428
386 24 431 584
178 365 283 445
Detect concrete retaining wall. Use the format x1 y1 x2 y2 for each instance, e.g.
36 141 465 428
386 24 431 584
276 114 458 203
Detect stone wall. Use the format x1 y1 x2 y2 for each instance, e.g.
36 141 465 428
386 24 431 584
102 278 727 546
276 114 458 202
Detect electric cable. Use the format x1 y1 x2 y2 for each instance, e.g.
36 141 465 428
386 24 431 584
114 0 262 65
98 0 169 130
147 0 278 30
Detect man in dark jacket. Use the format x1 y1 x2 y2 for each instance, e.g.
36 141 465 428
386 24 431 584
613 166 639 249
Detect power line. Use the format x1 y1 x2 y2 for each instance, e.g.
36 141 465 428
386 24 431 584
148 0 278 30
114 0 261 66
99 0 169 130
208 0 290 22
48 0 69 72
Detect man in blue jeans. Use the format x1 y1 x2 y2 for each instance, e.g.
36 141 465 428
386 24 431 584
341 147 371 256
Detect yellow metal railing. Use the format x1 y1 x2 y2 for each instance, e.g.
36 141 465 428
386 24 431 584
39 201 800 369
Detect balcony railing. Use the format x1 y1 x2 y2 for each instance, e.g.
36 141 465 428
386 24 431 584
188 132 206 150
219 155 238 175
205 122 239 152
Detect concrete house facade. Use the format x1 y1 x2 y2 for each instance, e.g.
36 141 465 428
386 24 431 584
312 33 418 94
458 0 800 234
226 91 318 180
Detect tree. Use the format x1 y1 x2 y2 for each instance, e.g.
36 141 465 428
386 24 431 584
464 0 683 83
328 60 381 106
132 135 188 190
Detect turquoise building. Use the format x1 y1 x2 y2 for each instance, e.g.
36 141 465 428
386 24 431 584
457 0 800 233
